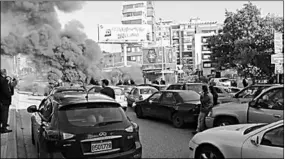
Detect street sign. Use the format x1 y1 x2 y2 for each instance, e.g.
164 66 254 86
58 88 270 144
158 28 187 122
274 32 283 54
271 53 284 64
274 64 284 74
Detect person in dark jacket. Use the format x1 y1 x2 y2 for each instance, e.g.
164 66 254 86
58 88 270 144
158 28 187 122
209 80 218 106
160 78 166 85
0 69 17 133
242 78 248 88
100 79 115 99
194 85 213 134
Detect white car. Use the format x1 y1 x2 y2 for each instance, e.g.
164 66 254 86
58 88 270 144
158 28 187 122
212 78 231 87
189 120 283 159
109 86 127 111
126 86 158 107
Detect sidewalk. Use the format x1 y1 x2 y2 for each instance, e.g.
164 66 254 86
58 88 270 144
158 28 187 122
1 94 19 158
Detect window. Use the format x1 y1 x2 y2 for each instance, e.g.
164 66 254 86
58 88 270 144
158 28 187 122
187 45 192 50
202 45 210 51
149 92 162 102
131 56 136 61
203 62 212 68
261 126 284 148
201 37 209 43
134 3 144 8
257 88 284 110
202 54 211 60
42 99 53 121
132 48 136 52
214 87 223 94
132 88 139 95
236 86 268 99
161 92 176 104
123 4 133 10
127 47 131 52
133 11 142 16
140 88 157 95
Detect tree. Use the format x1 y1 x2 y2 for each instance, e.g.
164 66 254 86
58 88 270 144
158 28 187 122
208 2 284 79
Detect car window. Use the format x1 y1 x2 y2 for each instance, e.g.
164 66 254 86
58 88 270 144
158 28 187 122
167 85 184 90
229 88 240 93
186 84 202 93
236 86 267 98
257 88 284 110
178 91 200 102
149 92 162 102
41 98 53 121
113 88 124 95
59 104 126 127
140 88 157 94
133 88 139 95
161 92 176 104
261 126 284 148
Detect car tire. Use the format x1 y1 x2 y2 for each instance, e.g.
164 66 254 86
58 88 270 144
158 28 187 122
214 117 237 127
195 145 224 159
172 113 184 128
127 101 132 107
135 106 144 118
31 124 35 145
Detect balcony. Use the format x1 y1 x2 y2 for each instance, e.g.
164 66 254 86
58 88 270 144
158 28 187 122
122 15 146 21
122 7 146 14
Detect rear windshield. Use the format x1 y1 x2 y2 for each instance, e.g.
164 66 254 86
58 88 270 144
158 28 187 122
167 85 184 90
59 103 127 127
140 88 157 94
186 84 203 93
179 91 200 102
219 79 230 82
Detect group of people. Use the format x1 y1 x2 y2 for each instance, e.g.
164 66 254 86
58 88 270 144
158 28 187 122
0 69 18 134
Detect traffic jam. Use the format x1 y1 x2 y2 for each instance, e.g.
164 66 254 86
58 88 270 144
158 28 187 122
26 77 283 158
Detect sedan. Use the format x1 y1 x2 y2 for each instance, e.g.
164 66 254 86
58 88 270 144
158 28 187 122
109 86 127 110
126 86 158 107
134 90 200 128
189 120 283 159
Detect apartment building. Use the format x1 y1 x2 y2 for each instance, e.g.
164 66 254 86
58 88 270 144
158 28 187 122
121 1 156 64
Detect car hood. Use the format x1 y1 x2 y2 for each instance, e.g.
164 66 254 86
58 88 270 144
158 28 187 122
192 123 262 144
213 101 248 110
141 94 152 99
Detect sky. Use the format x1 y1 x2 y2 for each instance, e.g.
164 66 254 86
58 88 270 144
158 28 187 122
57 1 283 50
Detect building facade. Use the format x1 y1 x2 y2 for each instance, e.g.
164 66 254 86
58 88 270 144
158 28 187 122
121 1 156 64
156 19 173 47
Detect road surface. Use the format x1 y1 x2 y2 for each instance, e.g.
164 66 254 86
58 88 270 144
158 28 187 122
12 93 196 158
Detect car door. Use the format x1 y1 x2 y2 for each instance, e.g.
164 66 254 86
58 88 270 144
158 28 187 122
248 88 284 123
241 125 283 158
143 92 162 117
33 98 48 144
158 92 176 120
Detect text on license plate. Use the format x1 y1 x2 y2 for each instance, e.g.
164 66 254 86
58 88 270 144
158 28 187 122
91 141 112 152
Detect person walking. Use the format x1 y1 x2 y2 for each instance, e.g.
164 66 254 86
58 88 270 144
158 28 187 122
160 78 166 85
100 79 115 99
193 85 213 134
0 69 17 133
209 80 218 106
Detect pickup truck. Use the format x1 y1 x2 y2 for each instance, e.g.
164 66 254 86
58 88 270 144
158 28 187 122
205 85 284 128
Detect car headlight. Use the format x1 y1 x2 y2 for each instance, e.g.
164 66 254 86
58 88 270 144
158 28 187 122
207 110 213 117
62 132 75 140
125 125 134 133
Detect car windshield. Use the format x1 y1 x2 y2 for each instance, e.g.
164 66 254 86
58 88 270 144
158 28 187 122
244 124 268 135
113 88 124 95
236 86 269 98
179 91 200 102
59 103 127 127
168 85 184 90
220 79 230 82
186 84 203 93
140 88 157 94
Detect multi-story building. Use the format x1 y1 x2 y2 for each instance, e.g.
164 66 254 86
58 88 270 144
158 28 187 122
193 33 217 76
170 18 220 77
121 1 155 63
156 19 173 47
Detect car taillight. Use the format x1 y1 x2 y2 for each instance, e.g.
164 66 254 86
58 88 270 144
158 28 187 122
62 132 75 140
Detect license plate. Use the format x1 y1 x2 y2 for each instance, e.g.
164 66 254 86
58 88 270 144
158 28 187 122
91 141 112 152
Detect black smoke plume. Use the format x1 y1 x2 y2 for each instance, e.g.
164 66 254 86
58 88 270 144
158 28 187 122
1 1 103 83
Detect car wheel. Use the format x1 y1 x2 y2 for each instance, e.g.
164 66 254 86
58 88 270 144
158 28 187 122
214 117 237 127
135 106 144 118
127 101 132 107
31 124 35 145
172 113 184 128
195 145 224 159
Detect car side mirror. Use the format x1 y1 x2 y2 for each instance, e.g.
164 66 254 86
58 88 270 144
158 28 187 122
149 100 153 104
27 105 38 113
250 136 259 146
248 101 257 108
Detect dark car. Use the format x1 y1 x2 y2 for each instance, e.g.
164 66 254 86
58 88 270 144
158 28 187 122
166 83 207 94
232 84 280 103
27 92 142 158
134 90 201 128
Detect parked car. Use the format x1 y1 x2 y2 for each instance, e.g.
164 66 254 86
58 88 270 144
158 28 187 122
214 86 241 103
134 90 200 128
211 78 231 87
232 84 280 104
126 86 158 107
109 86 127 110
189 120 283 159
166 83 207 94
27 92 142 158
138 84 167 91
205 85 284 128
117 85 136 94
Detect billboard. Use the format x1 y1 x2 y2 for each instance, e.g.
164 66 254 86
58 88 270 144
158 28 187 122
142 46 176 70
98 24 152 43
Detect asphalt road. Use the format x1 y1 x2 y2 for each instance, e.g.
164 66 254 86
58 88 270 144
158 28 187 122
15 93 196 158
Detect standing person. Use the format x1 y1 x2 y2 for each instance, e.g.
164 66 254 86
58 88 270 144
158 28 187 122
0 69 17 133
242 77 248 88
193 85 213 134
209 80 218 106
100 79 115 99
